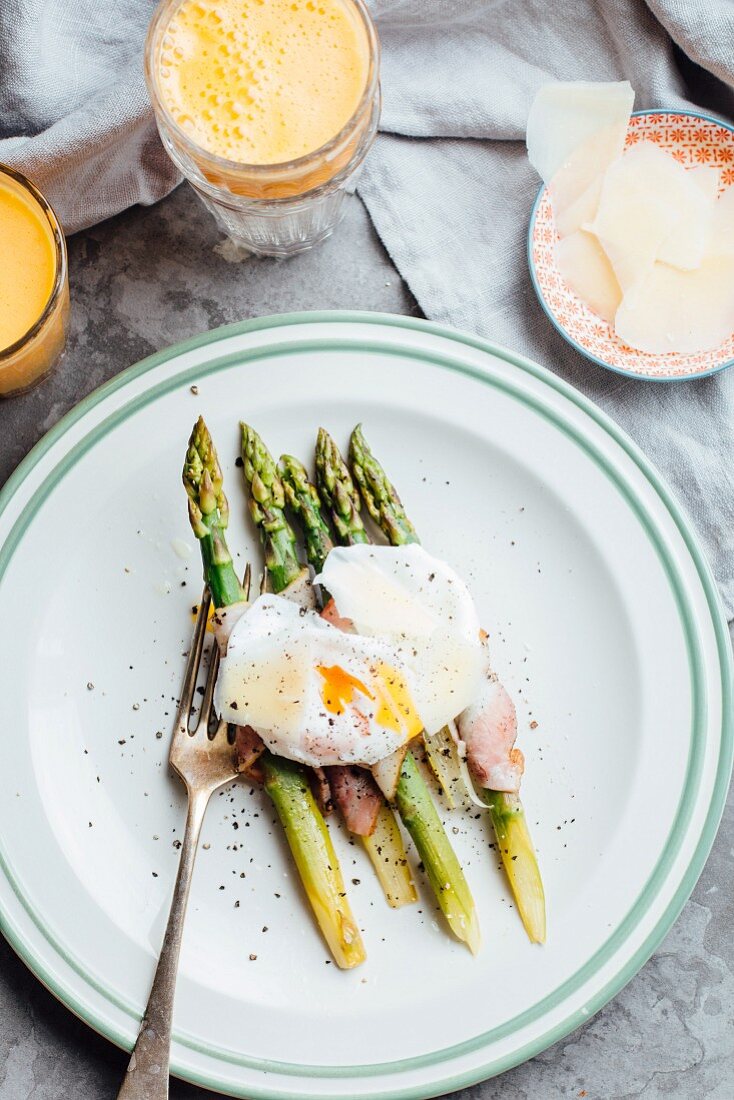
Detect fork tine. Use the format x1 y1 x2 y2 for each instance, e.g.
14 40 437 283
259 569 268 595
201 561 252 735
199 642 220 734
176 586 211 730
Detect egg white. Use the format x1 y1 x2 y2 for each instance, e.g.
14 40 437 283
317 543 485 737
214 595 418 767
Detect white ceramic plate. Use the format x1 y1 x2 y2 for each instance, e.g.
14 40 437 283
0 313 730 1099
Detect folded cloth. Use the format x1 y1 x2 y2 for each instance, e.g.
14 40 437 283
0 0 180 232
359 0 734 618
2 0 734 614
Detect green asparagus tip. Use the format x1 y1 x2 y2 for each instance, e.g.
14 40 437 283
183 417 245 608
240 422 286 513
183 416 229 539
278 454 335 575
279 453 310 488
278 453 321 515
239 422 302 594
348 424 419 546
315 428 368 545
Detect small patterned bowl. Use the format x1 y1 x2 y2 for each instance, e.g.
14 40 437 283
528 109 734 381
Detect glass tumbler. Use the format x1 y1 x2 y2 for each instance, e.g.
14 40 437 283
145 0 381 258
0 165 69 398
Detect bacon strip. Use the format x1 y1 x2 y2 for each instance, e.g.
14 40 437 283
458 673 524 793
320 596 355 633
327 765 382 836
234 724 266 773
310 766 334 816
319 601 391 819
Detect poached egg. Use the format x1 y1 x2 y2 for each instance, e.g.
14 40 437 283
215 544 484 768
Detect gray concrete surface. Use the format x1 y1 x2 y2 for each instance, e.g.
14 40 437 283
0 183 732 1100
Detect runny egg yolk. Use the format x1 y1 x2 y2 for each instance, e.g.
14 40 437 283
373 661 424 739
318 665 373 715
317 663 423 741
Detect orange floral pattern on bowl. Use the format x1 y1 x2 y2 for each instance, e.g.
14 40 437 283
529 111 734 380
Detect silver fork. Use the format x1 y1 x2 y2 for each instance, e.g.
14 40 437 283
117 574 247 1098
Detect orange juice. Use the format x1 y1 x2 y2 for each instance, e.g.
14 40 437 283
146 0 379 252
0 166 68 396
158 0 371 166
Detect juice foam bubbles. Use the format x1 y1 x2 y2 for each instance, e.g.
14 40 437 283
158 0 370 166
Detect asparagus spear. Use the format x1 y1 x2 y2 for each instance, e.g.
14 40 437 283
361 802 417 910
348 423 461 801
241 422 302 593
336 422 464 809
396 751 479 950
279 452 417 909
183 417 246 609
237 425 367 967
261 754 364 963
315 428 368 546
184 418 365 968
279 453 334 574
349 424 419 546
315 429 466 801
481 791 545 944
316 429 480 952
349 424 546 944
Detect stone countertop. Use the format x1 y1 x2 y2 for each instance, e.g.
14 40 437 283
0 184 732 1100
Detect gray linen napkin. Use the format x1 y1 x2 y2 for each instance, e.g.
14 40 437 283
2 0 734 614
0 0 179 231
359 0 734 618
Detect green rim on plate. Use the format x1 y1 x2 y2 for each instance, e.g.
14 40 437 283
0 312 731 1099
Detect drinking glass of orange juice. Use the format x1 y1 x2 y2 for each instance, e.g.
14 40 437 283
0 165 69 398
145 0 380 257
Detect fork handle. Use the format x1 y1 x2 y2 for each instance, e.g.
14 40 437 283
117 787 211 1099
